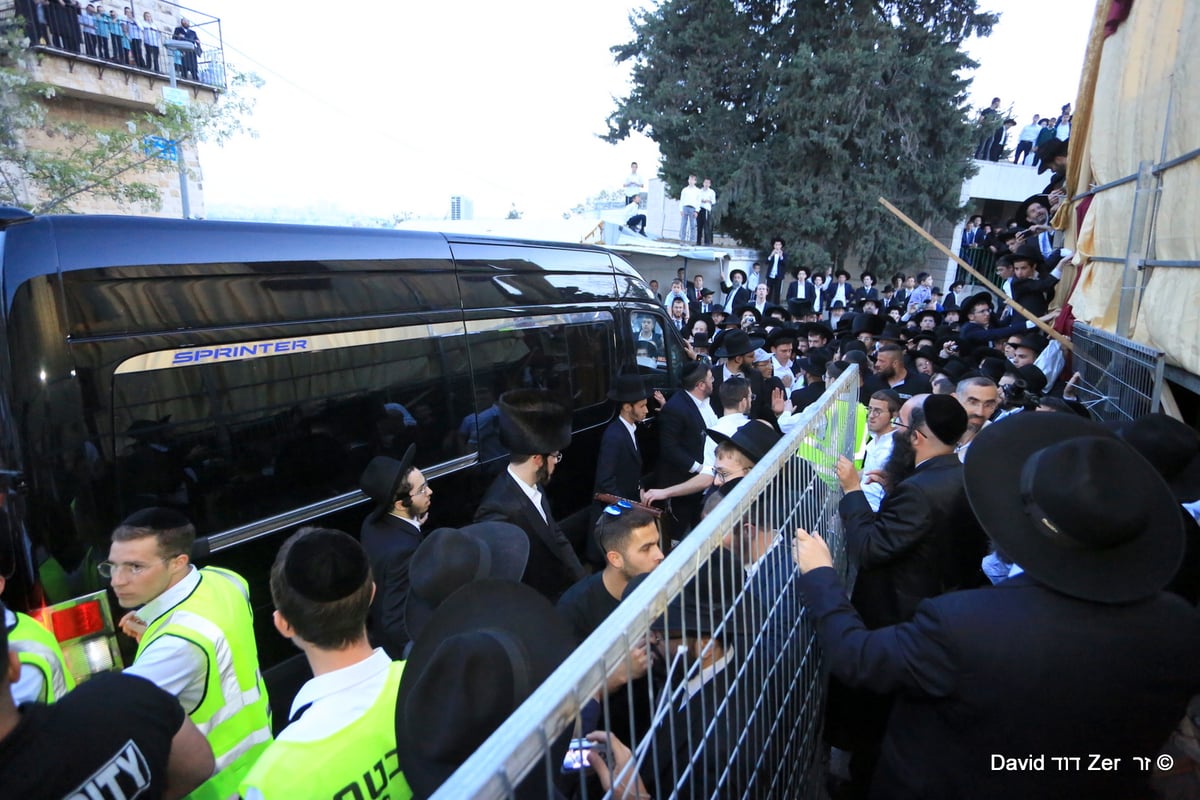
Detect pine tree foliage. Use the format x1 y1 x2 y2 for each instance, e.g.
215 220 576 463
605 0 996 274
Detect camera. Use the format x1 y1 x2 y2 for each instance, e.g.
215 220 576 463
1001 379 1041 411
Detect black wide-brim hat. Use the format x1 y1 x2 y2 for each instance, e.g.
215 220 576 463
607 373 649 403
396 581 576 798
1118 413 1200 503
712 329 764 359
405 521 532 640
787 299 815 318
734 305 762 323
1038 138 1068 174
964 413 1183 604
707 420 782 463
360 443 417 510
913 309 942 327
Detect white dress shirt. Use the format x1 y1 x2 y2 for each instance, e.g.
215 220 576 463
122 565 209 713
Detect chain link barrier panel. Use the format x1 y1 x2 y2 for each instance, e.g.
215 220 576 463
430 367 862 800
1070 322 1165 423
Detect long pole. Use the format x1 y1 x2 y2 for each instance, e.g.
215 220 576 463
877 196 1073 351
164 42 191 219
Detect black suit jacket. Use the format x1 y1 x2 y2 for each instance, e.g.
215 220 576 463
710 363 767 420
786 279 817 302
656 391 708 488
719 284 750 311
800 567 1200 800
593 419 643 503
360 512 423 658
840 453 988 628
475 470 585 602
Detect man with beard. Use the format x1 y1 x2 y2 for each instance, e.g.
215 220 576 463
475 389 586 602
829 395 989 796
869 344 931 400
954 376 1000 460
652 362 718 538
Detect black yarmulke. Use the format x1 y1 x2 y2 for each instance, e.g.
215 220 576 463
283 529 369 602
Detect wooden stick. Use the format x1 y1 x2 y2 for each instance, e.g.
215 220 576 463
877 196 1073 351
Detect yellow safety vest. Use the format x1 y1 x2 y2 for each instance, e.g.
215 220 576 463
8 609 75 702
240 661 412 800
136 567 272 799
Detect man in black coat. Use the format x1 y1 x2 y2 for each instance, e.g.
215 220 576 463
719 268 751 315
958 291 1034 355
709 329 771 420
828 394 988 793
796 413 1200 800
653 362 717 538
359 444 431 658
474 390 586 603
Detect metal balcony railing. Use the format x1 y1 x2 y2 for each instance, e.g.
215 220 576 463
3 0 226 90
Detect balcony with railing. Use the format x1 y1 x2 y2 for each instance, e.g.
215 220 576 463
3 0 226 105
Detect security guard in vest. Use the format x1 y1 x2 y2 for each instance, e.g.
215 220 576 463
240 527 411 800
105 507 272 797
0 573 74 704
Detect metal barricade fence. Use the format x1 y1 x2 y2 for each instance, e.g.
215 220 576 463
1070 322 1165 423
431 367 863 800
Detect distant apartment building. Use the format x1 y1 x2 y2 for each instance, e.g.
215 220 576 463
450 195 473 221
3 0 227 217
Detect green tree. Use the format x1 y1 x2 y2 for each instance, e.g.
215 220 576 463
605 0 996 275
0 25 261 214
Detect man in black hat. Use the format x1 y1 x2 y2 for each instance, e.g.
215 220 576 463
829 394 988 792
594 374 651 508
709 329 768 419
475 390 585 602
719 266 751 314
241 528 410 800
958 292 1033 355
791 351 830 413
795 413 1200 799
766 327 797 390
689 286 716 317
1008 333 1045 369
396 582 577 799
1010 245 1063 318
360 446 431 658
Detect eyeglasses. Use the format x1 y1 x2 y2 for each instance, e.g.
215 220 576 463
410 482 431 497
97 556 176 578
714 468 747 483
891 417 909 429
867 407 890 417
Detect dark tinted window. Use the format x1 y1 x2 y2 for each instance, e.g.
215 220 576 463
109 323 473 532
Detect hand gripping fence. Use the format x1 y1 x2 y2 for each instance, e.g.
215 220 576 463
430 367 863 800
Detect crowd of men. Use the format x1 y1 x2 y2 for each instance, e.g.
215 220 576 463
974 97 1072 167
17 1 205 81
3 217 1200 797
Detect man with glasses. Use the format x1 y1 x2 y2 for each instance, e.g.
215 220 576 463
476 389 585 603
359 444 433 657
959 292 1031 355
860 390 901 512
105 507 272 795
828 395 989 795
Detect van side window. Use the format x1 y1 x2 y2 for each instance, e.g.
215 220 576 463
632 313 665 369
462 313 615 461
109 325 473 532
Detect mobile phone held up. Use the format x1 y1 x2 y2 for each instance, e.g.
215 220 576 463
561 738 600 773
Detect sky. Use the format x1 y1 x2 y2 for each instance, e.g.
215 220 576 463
194 0 1096 224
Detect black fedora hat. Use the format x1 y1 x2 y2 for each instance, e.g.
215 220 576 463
728 268 748 284
796 351 830 378
405 521 532 640
607 373 649 403
765 327 798 349
734 304 762 324
1010 240 1045 266
806 322 834 343
877 322 905 343
497 389 572 455
707 420 782 463
964 413 1183 604
396 581 576 798
712 329 764 359
360 444 417 513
